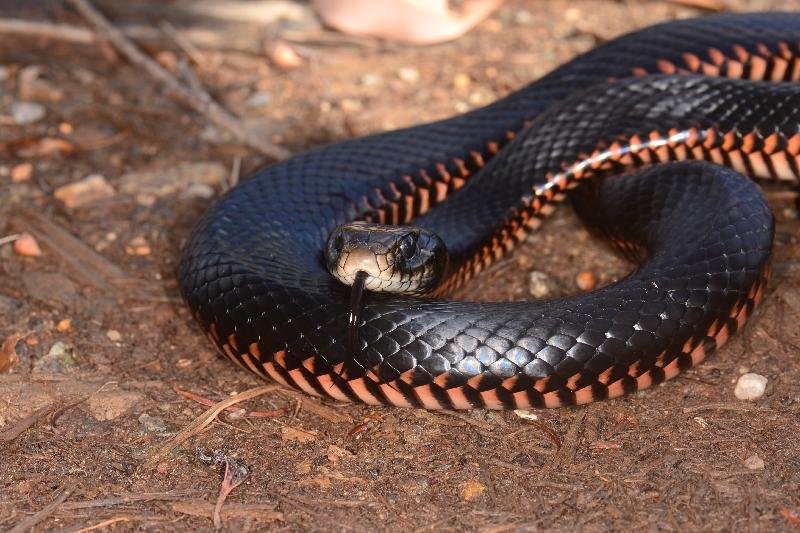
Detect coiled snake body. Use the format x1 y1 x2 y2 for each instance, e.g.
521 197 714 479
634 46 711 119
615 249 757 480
179 13 800 409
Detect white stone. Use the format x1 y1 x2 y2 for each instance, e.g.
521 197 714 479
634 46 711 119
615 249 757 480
734 372 768 401
744 454 765 470
10 101 45 125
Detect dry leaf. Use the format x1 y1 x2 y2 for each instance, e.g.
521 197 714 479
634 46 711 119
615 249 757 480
780 508 800 527
461 480 486 501
326 444 354 464
14 137 75 157
0 333 23 373
281 425 317 442
11 163 33 182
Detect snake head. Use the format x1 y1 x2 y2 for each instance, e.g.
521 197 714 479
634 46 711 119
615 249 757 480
325 221 448 294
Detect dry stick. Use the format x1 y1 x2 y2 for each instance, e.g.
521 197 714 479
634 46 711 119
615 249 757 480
65 0 290 160
60 491 195 510
67 517 130 533
8 483 77 533
145 385 280 466
0 403 56 442
0 18 95 43
159 20 206 65
0 17 265 54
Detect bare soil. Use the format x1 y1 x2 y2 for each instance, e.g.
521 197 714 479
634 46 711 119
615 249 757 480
1 1 800 531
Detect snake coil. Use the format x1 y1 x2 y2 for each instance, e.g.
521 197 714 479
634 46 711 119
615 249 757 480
180 13 799 409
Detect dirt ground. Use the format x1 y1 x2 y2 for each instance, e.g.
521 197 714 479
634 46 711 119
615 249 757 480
2 0 800 531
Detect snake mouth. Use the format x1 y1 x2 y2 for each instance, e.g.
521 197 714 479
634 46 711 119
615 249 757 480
325 221 448 294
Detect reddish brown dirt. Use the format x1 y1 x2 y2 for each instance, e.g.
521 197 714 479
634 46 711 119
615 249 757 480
2 1 800 531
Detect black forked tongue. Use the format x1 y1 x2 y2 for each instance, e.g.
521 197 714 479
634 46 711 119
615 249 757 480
347 270 369 365
341 270 401 394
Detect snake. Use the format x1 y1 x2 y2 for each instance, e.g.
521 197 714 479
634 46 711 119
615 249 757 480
179 12 800 409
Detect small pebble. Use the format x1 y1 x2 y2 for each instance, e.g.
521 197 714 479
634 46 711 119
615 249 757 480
13 233 42 257
245 90 273 108
360 73 383 87
181 182 216 200
744 454 765 470
339 98 362 112
453 73 471 90
397 66 420 83
11 163 33 182
10 101 46 125
18 65 62 101
138 413 167 434
576 270 597 291
515 9 534 24
565 7 582 22
734 372 768 400
33 341 75 373
270 42 303 69
56 319 72 332
513 409 538 421
106 329 122 342
454 100 470 113
529 271 554 298
87 390 143 421
125 237 151 256
155 51 177 71
54 174 115 208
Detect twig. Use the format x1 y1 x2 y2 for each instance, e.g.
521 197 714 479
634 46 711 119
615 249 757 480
175 386 287 418
65 0 290 160
0 233 22 246
276 389 352 423
12 207 132 293
0 18 95 43
159 20 206 65
8 482 77 533
522 419 562 449
682 402 770 414
171 500 283 522
144 385 280 465
664 0 725 11
440 410 497 431
0 403 56 442
488 458 584 490
60 490 195 510
0 17 264 54
67 517 130 533
542 408 587 475
225 156 242 191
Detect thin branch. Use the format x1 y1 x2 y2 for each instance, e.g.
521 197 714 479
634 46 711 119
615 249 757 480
144 385 280 466
0 17 263 53
8 483 77 533
65 0 290 160
0 18 95 43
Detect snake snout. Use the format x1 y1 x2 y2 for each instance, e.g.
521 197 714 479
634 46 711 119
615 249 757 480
325 221 448 294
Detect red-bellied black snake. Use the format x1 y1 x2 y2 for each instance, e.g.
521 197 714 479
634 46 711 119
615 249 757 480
179 12 798 409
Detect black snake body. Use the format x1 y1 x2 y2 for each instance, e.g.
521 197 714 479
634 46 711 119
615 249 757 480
179 13 800 409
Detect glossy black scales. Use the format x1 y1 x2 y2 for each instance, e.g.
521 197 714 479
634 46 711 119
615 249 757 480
179 12 797 409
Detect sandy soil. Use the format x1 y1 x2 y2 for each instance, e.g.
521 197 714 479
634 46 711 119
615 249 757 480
1 0 800 531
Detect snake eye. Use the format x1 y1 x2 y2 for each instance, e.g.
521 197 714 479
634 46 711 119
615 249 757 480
398 232 418 260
